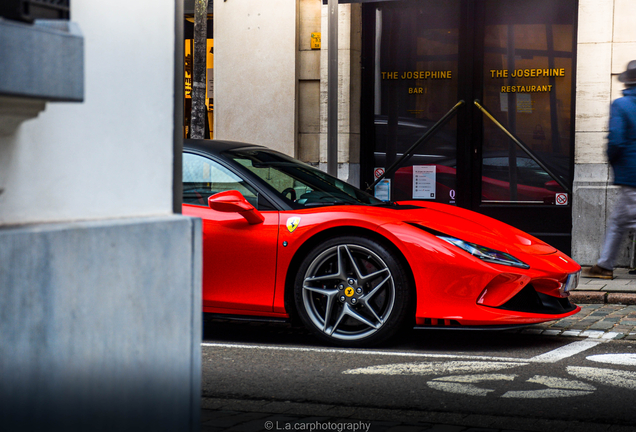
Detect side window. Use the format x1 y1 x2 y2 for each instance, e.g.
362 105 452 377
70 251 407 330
183 153 258 207
234 157 313 204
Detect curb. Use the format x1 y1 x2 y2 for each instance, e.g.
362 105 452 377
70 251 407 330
570 291 636 305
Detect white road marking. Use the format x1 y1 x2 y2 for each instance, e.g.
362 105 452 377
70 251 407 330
204 342 636 398
427 374 516 396
204 340 601 365
502 388 592 399
343 361 527 376
428 373 595 399
202 343 528 362
568 366 636 390
526 375 596 390
501 375 595 399
528 340 601 363
587 353 636 366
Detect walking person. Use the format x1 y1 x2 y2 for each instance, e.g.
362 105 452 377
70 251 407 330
589 60 636 279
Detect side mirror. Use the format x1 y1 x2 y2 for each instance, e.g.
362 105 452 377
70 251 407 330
208 190 265 225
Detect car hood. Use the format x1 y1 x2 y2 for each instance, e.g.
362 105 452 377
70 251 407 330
388 201 557 256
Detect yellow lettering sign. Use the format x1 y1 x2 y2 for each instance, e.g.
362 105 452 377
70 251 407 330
382 71 452 80
501 85 553 93
490 68 565 78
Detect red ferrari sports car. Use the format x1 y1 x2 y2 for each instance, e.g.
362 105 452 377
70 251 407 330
182 139 581 346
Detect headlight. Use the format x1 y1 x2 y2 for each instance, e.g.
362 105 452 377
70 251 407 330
437 235 530 269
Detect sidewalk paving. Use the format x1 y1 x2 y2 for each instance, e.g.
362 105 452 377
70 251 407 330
520 303 636 340
572 267 636 305
516 267 636 340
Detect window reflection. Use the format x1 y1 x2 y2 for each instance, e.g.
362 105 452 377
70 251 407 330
373 0 460 204
482 0 574 204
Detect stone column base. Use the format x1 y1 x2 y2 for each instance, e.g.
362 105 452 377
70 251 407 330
0 215 202 431
572 163 634 266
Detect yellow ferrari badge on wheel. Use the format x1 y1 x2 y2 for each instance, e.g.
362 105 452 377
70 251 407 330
286 217 301 233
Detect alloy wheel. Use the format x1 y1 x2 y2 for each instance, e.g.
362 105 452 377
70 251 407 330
301 244 396 341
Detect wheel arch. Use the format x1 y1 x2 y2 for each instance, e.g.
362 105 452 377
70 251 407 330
283 226 417 325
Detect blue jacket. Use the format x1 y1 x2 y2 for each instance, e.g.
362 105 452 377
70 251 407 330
608 86 636 187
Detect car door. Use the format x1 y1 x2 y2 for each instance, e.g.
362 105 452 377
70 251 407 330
182 151 279 313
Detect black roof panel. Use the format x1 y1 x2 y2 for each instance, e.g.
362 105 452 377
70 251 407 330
183 139 266 156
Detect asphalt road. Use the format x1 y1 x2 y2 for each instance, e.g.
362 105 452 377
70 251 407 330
201 319 636 429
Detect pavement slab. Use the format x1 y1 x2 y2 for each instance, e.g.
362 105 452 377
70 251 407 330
518 304 636 338
572 267 636 305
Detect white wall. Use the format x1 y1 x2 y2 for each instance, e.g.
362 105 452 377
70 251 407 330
575 0 636 165
213 0 297 155
575 0 613 166
572 0 636 265
0 0 175 225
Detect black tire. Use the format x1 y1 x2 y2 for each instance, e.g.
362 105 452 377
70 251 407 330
293 236 412 347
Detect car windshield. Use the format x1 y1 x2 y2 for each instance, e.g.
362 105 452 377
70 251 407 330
225 149 382 208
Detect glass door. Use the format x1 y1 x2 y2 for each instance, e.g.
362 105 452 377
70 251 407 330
361 0 577 254
365 0 462 204
474 0 577 253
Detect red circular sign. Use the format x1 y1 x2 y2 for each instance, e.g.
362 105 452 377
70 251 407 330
374 168 385 179
556 193 568 205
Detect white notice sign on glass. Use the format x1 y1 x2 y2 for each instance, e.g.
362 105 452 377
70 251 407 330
517 93 532 113
374 179 391 202
413 165 436 199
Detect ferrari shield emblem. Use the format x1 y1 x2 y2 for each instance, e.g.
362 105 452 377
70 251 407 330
286 217 301 233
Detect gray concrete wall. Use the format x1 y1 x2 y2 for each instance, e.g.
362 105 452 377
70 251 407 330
0 19 83 102
0 216 201 431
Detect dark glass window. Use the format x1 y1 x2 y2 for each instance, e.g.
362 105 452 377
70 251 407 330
481 0 574 204
372 0 461 204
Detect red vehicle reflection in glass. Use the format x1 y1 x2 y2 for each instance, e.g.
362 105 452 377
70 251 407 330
392 162 566 204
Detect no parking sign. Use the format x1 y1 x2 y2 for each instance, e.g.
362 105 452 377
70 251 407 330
556 193 568 206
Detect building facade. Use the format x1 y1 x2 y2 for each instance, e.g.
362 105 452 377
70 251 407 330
209 0 635 266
